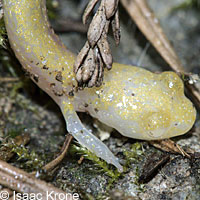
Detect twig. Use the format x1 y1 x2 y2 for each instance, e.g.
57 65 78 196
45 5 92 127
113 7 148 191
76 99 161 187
41 134 73 172
149 139 191 159
0 160 76 200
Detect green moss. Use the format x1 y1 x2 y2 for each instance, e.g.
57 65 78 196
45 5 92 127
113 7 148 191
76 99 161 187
123 142 146 192
10 81 25 98
70 144 122 189
6 126 25 138
5 142 45 171
69 142 145 192
123 142 144 167
71 144 121 177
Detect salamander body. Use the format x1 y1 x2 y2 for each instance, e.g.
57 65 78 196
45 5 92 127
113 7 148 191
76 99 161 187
3 0 196 171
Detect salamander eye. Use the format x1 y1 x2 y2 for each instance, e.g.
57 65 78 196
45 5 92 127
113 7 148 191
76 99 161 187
160 72 184 95
141 111 171 138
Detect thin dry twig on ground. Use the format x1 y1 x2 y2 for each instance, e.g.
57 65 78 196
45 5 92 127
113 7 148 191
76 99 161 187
0 160 76 200
149 139 191 158
40 134 73 172
74 0 120 88
120 0 200 107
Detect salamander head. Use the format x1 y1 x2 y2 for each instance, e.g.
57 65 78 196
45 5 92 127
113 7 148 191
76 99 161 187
87 68 196 140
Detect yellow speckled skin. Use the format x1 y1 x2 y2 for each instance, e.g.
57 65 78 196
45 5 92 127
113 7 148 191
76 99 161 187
75 64 196 140
3 0 196 171
3 0 76 104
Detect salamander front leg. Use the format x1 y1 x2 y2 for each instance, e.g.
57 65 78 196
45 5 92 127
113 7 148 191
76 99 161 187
62 107 123 172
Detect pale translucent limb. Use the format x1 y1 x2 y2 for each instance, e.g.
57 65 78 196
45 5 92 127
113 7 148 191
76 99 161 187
61 106 123 172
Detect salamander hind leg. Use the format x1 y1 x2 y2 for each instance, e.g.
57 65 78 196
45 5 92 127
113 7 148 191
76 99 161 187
61 102 123 172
